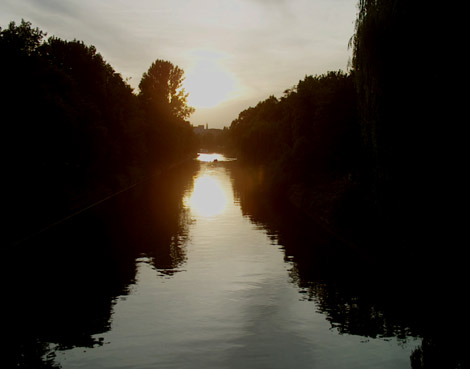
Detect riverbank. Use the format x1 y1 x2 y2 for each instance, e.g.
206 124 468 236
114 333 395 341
7 155 197 247
286 178 389 261
230 159 406 268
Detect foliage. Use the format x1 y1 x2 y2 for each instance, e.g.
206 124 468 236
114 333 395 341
349 0 452 226
139 59 194 121
228 71 361 192
1 20 197 246
351 5 465 367
0 18 45 55
138 59 197 164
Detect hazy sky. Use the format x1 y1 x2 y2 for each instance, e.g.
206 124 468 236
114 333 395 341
1 0 358 128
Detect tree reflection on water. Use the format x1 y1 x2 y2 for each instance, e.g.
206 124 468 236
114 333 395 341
6 158 467 369
229 161 467 369
6 160 198 368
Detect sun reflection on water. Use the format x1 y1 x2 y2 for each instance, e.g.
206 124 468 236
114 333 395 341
196 153 223 162
184 172 229 218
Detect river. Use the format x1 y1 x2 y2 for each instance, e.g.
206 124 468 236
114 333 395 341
8 153 426 368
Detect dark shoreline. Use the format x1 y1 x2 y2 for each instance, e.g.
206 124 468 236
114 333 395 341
8 156 197 248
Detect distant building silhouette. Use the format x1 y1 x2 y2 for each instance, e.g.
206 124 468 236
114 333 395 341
192 123 223 136
193 125 205 135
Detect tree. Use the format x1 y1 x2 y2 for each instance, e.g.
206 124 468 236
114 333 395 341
138 59 194 121
0 19 45 56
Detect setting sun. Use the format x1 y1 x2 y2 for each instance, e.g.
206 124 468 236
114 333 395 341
184 50 238 108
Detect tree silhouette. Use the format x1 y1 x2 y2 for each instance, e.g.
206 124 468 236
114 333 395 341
228 71 359 186
138 59 194 121
0 19 45 55
1 21 198 246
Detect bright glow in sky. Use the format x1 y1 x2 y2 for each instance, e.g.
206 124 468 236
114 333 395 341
1 0 358 128
183 49 242 108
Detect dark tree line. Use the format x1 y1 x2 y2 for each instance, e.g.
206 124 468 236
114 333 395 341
227 1 465 367
350 0 456 238
351 3 465 368
227 0 462 255
229 71 359 175
227 71 365 244
1 20 197 246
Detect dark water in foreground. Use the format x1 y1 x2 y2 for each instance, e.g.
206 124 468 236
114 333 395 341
8 153 464 368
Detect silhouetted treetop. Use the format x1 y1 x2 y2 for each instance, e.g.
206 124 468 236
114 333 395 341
0 19 45 56
228 71 359 186
138 59 194 121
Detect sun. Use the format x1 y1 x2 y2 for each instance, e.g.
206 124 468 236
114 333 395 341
183 50 238 108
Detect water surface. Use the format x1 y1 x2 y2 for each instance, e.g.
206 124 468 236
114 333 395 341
9 153 422 368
